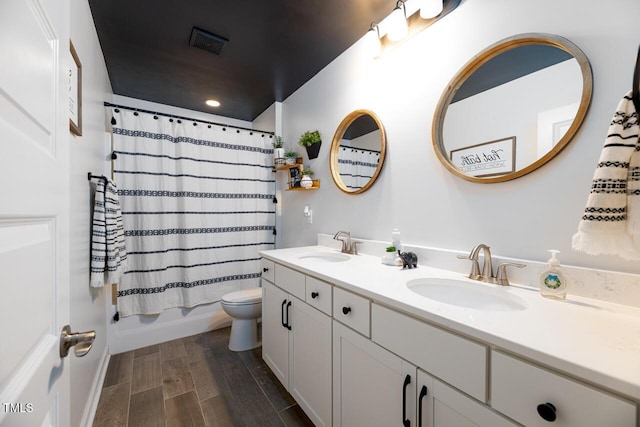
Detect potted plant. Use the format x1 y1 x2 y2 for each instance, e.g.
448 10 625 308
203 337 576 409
284 150 299 165
272 136 285 161
298 130 322 160
382 246 400 266
300 167 314 188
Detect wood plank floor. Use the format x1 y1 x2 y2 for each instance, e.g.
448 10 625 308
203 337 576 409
93 327 314 427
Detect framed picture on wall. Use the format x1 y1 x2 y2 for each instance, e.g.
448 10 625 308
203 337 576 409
449 136 515 177
289 165 302 188
69 40 82 136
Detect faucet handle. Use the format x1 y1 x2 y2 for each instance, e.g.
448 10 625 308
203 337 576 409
495 262 526 286
457 254 481 279
351 240 362 255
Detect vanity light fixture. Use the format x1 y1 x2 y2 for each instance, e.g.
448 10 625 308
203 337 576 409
205 99 221 107
364 23 382 58
387 0 408 41
365 0 460 58
419 0 443 19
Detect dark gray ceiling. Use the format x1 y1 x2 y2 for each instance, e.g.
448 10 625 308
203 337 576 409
452 44 574 103
89 0 391 122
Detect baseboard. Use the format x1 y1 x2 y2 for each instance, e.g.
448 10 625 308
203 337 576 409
80 348 110 427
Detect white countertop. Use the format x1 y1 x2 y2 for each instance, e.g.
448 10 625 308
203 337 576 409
260 245 640 402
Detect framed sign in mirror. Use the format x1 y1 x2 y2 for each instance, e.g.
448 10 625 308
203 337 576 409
450 136 516 177
69 40 82 136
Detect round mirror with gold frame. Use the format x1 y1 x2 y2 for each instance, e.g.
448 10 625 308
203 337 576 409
432 33 593 183
330 110 386 194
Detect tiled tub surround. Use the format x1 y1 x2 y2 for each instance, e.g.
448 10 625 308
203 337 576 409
260 236 640 425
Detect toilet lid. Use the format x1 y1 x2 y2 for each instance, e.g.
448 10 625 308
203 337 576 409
222 287 262 304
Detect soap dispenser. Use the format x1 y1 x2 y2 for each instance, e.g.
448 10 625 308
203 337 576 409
391 228 403 252
539 249 567 300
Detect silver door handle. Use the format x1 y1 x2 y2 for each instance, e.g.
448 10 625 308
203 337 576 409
60 325 96 358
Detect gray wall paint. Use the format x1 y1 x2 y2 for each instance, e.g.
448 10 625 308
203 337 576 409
278 0 640 275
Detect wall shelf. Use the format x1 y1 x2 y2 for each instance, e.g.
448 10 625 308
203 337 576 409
274 162 319 191
286 181 320 191
274 163 301 171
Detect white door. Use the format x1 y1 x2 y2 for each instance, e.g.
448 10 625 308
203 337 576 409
0 0 71 426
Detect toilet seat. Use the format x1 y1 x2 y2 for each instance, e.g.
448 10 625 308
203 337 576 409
222 287 262 305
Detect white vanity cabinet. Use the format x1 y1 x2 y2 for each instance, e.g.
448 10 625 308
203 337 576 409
262 269 332 427
260 251 638 427
332 320 515 427
332 320 416 427
491 350 636 427
418 370 517 427
371 303 487 402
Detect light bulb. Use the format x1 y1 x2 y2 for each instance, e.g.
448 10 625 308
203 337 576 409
364 26 381 58
387 5 408 41
420 0 443 19
205 99 220 107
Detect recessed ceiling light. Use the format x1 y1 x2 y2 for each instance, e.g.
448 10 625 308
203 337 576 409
205 99 221 107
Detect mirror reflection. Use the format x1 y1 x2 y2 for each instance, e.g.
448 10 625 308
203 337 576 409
330 110 386 194
432 34 592 183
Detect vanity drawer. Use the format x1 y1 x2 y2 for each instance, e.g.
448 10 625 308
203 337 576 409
333 287 370 337
491 350 636 427
261 258 275 283
371 303 487 402
274 264 305 300
305 276 332 316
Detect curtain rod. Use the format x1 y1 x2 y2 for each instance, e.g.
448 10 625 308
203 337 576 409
339 145 381 154
104 102 275 136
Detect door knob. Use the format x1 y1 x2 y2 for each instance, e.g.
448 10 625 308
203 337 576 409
60 325 96 358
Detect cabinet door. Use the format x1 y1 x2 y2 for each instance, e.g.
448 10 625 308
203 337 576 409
333 320 415 427
417 370 435 427
262 281 290 387
432 378 516 427
290 298 332 426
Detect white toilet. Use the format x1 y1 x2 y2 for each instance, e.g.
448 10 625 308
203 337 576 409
220 287 263 351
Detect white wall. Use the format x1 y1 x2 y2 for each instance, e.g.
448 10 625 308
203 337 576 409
279 0 640 276
68 1 113 426
105 96 256 354
253 102 277 133
445 60 582 170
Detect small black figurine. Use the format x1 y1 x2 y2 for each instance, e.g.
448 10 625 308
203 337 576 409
398 250 418 269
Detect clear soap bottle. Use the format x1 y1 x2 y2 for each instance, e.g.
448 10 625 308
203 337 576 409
539 249 567 300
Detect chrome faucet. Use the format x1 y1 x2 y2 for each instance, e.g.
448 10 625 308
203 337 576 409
333 230 360 254
458 243 525 285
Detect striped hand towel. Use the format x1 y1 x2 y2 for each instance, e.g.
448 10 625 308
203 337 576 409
90 178 128 287
572 91 640 259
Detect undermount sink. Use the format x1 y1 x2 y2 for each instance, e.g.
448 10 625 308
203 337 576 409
298 252 350 262
406 277 527 311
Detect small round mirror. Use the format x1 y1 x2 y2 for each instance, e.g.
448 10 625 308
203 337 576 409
330 110 386 194
432 33 592 183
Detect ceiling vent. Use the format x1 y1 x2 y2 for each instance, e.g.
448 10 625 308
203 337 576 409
189 27 229 55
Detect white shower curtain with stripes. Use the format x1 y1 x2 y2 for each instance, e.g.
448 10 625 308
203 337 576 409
338 146 380 191
111 109 275 316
